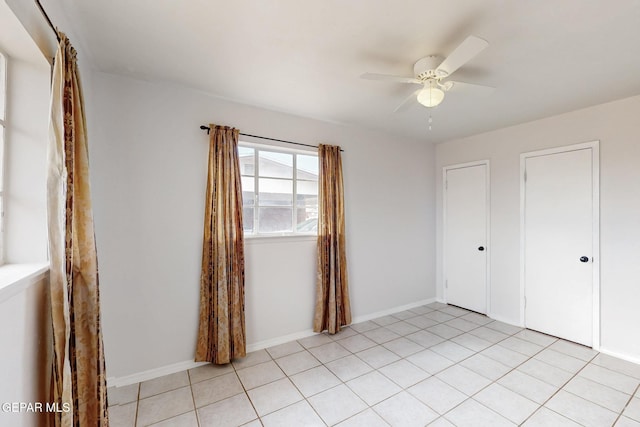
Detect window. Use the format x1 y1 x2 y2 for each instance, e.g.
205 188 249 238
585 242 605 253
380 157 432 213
0 52 6 263
239 143 318 236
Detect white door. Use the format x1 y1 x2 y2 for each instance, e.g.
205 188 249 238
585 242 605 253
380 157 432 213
524 146 597 346
444 163 488 314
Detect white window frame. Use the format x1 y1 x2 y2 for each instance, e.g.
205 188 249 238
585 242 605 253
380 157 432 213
0 51 7 264
239 141 318 238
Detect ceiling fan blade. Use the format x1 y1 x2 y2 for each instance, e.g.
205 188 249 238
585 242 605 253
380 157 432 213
361 73 421 85
447 80 495 95
436 35 489 77
394 89 421 113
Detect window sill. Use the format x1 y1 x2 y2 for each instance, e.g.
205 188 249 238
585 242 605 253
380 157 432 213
245 234 317 244
0 263 49 304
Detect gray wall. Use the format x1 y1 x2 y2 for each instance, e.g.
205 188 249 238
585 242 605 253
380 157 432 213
88 72 437 381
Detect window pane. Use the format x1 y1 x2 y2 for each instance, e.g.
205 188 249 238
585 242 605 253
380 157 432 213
259 207 292 233
259 178 292 206
296 180 318 207
238 146 254 156
297 154 318 180
243 207 254 233
0 53 5 121
296 208 317 233
238 147 255 176
242 192 255 206
259 151 292 178
238 144 318 236
241 176 255 206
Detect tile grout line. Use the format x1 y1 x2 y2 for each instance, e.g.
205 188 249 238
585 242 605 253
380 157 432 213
336 307 518 424
362 308 520 421
186 369 201 427
611 382 640 427
420 312 606 424
232 353 268 426
163 311 449 423
276 362 328 426
426 319 547 425
275 324 624 427
266 343 330 426
249 308 446 424
346 309 474 423
333 316 601 424
121 304 639 427
138 378 194 426
237 349 326 422
287 330 406 425
332 307 455 424
517 350 601 426
134 383 140 427
408 306 518 423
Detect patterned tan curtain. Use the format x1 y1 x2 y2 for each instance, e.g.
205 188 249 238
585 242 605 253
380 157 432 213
47 33 108 426
195 125 246 364
313 144 351 334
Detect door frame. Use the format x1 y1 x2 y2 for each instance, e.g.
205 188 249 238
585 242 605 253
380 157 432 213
519 141 600 349
443 160 491 314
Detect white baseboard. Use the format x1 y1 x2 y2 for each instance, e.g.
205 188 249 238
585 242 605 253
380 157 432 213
246 329 316 353
484 318 640 365
598 347 640 366
248 297 436 352
107 297 437 388
107 359 209 388
351 298 436 324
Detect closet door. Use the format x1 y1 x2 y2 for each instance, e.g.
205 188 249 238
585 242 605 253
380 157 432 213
523 145 598 346
444 162 489 314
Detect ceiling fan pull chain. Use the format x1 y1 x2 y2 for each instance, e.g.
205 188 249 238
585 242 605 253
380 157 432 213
428 114 433 131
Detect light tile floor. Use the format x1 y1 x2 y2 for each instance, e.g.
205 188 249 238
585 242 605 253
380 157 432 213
108 302 640 426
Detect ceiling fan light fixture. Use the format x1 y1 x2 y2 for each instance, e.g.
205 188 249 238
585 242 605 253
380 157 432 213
441 81 454 91
417 86 445 108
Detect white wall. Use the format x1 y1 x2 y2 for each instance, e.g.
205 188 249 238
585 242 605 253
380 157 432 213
436 95 640 362
88 72 436 381
0 273 51 427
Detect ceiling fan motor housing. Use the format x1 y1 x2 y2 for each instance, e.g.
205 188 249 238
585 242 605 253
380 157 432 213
414 55 448 80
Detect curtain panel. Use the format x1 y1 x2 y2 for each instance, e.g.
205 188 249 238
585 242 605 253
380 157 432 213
313 144 351 334
47 33 109 426
195 125 246 364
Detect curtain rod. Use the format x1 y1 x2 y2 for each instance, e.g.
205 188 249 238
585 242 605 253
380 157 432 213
35 0 61 43
199 125 344 152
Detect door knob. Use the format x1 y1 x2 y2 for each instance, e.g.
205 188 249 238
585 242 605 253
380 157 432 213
478 246 485 251
579 256 589 263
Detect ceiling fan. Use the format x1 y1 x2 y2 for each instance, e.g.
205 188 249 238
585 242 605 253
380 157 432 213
361 35 494 111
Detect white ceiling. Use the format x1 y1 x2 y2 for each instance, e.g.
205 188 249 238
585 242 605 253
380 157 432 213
52 0 640 143
0 1 47 64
